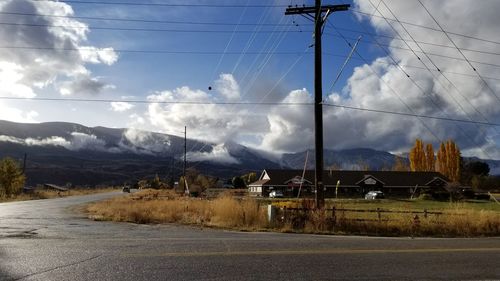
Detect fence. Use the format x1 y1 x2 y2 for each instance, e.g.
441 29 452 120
276 206 453 225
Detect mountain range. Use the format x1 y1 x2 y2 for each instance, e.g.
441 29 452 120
0 120 498 186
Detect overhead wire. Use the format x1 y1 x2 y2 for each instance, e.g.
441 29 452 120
188 15 303 169
4 11 500 58
364 0 493 158
350 8 500 47
325 4 441 143
209 0 251 82
417 0 500 105
379 0 495 131
230 0 275 75
31 0 289 8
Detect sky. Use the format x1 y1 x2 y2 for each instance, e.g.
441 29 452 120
0 0 499 160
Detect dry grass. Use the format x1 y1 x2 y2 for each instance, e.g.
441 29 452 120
87 191 500 237
0 187 118 203
276 204 500 237
87 189 267 230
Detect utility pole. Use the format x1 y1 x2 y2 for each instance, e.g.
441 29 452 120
22 153 27 174
183 126 187 194
286 2 349 209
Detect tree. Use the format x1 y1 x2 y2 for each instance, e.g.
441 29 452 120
243 172 257 185
150 174 162 189
409 139 426 171
425 143 435 171
232 176 246 189
0 157 26 197
462 161 490 185
465 161 490 177
436 140 461 182
392 157 410 171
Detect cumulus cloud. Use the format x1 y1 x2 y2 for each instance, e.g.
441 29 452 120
0 0 117 101
110 102 134 112
146 74 266 144
60 75 114 96
214 73 240 101
250 0 500 157
0 102 39 123
187 144 240 164
326 0 500 158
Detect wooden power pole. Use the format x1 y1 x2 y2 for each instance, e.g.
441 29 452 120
286 2 350 209
183 126 188 194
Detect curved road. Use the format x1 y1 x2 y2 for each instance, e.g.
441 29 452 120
1 192 499 280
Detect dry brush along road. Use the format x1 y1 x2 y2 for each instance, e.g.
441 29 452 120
0 192 499 280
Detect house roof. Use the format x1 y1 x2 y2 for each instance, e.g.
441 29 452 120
254 169 449 188
248 179 269 186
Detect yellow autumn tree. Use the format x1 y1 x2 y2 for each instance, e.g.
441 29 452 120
409 139 426 171
425 143 435 171
436 140 461 182
392 157 410 171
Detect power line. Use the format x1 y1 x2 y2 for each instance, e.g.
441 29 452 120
322 103 500 127
0 22 299 33
417 0 500 105
1 96 497 126
350 8 500 47
0 11 292 27
2 41 497 81
6 10 500 54
31 0 288 8
4 19 500 60
378 0 494 127
351 1 494 158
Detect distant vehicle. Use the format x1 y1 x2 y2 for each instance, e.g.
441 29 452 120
269 190 284 198
365 191 384 200
122 186 130 193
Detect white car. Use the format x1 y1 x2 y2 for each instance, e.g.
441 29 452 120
269 191 284 198
365 191 384 200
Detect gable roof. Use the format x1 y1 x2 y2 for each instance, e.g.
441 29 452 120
255 169 449 187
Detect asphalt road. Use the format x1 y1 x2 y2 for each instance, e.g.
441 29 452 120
1 192 500 281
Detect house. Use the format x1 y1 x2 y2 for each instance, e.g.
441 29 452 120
248 169 450 198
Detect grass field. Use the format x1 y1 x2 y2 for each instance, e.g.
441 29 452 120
87 189 500 237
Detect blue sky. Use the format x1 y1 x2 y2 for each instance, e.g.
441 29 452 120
0 0 499 160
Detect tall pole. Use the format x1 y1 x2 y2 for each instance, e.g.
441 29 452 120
22 153 27 174
285 2 350 209
183 126 187 193
313 0 324 209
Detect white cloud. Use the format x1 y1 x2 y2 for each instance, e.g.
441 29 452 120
0 101 39 123
25 136 69 147
60 75 114 96
110 102 134 112
79 47 118 65
0 0 118 101
187 144 240 164
120 128 170 154
326 0 500 155
214 73 240 101
0 132 108 152
145 75 266 144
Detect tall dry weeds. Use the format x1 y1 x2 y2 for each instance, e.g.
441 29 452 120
87 190 500 237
